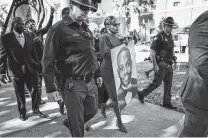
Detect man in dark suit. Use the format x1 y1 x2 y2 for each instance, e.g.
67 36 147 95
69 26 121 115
179 11 208 137
0 17 47 121
116 47 138 110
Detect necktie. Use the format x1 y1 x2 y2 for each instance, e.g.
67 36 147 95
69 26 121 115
19 34 25 47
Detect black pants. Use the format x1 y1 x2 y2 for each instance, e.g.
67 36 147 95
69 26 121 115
60 77 98 137
141 63 173 105
98 84 109 106
37 63 43 101
25 71 42 101
12 70 39 115
38 73 42 98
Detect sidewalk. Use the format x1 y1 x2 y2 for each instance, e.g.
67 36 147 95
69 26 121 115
0 83 62 137
1 82 184 137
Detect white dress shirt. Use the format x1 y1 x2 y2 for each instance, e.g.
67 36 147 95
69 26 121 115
13 30 25 47
121 83 132 104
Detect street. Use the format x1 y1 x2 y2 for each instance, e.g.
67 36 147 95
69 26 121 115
0 81 184 137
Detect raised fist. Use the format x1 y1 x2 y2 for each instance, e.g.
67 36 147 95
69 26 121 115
50 6 55 15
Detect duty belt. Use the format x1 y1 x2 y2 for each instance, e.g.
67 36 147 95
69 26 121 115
163 59 173 65
157 56 173 65
68 73 94 83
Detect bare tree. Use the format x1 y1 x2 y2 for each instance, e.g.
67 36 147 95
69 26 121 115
0 4 8 28
123 0 156 27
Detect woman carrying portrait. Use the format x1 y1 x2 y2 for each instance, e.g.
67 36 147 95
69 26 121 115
99 16 128 133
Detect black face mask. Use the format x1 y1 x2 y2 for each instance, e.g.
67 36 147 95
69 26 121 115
14 25 24 34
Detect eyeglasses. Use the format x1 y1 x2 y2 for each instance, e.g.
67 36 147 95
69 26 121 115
111 23 120 27
73 3 91 12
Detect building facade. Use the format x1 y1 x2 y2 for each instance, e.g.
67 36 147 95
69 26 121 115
154 0 208 28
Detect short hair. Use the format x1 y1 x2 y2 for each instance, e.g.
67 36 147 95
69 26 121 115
117 47 131 64
11 17 23 31
61 7 70 16
25 18 35 26
100 27 107 35
104 16 117 27
12 17 22 26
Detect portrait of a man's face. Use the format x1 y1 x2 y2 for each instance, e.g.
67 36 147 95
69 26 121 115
111 41 138 110
117 47 133 88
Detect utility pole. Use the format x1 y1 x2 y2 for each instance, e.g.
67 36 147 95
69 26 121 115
165 0 167 17
191 0 193 22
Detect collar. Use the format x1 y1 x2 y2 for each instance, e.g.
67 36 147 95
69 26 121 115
63 16 74 26
13 30 24 37
63 16 88 28
121 82 132 91
162 31 171 37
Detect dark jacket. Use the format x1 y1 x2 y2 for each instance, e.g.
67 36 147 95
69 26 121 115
31 15 54 61
180 10 208 116
94 37 102 62
0 31 40 78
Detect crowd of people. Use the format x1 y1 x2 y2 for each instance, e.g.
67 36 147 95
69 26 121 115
0 0 208 137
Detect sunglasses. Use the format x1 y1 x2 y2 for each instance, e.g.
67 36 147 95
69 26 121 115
74 3 91 12
111 23 120 27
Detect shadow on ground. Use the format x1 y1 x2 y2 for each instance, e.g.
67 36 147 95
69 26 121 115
0 83 62 137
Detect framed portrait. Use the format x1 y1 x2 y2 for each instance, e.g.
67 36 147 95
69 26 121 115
111 40 138 110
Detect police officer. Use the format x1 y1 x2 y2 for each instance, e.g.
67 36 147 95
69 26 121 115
43 0 102 137
138 17 177 109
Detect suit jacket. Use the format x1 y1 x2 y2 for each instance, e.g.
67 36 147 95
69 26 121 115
180 10 208 116
0 31 40 78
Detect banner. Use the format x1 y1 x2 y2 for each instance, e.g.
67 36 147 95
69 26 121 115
111 40 138 110
3 0 45 34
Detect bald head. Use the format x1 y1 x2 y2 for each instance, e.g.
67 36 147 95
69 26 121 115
11 17 24 34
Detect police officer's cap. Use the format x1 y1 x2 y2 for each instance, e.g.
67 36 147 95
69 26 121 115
71 0 102 12
162 17 175 26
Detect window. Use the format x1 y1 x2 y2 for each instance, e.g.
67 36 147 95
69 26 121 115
173 2 180 7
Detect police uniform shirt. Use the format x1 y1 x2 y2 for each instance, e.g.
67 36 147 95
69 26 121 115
43 16 100 93
151 31 174 59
